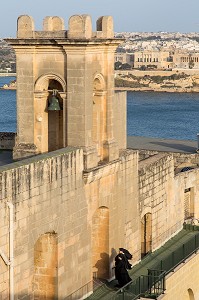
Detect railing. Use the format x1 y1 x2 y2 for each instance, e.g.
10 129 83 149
109 269 166 300
110 231 199 299
151 233 199 275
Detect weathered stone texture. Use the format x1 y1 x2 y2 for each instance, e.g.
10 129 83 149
163 253 199 299
0 147 140 298
139 153 176 250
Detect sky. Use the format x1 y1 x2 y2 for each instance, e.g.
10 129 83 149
1 0 199 38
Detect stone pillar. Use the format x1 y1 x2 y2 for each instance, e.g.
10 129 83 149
34 92 49 154
13 47 37 160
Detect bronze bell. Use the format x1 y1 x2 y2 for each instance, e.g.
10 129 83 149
48 91 61 111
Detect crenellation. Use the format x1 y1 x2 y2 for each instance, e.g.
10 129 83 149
68 14 92 39
16 14 117 41
96 16 114 39
17 15 35 38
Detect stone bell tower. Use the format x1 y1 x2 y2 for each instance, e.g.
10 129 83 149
6 14 125 168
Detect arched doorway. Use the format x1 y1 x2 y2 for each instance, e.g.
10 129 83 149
141 213 152 258
92 75 107 162
92 206 109 280
33 232 58 299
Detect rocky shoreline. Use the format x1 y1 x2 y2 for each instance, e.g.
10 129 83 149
2 72 199 93
115 71 199 93
115 86 199 93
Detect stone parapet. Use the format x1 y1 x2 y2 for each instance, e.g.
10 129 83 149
14 14 122 41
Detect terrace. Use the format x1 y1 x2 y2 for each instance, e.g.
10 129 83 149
87 226 199 299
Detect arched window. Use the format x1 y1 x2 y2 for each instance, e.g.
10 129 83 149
92 207 109 280
33 232 58 298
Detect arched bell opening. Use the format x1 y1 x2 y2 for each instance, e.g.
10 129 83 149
34 74 67 154
47 79 64 152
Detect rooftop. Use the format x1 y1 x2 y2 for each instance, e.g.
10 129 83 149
87 228 199 299
0 136 197 168
127 136 197 153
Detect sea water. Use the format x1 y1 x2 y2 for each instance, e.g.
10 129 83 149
0 76 16 132
127 91 199 140
0 76 199 140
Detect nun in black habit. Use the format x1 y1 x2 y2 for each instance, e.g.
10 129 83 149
114 253 132 287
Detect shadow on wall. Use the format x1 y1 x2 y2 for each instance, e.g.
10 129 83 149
94 252 110 279
94 248 118 280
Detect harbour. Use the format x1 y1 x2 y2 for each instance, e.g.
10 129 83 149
1 77 199 141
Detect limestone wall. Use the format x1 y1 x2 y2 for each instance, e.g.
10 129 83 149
0 147 139 298
113 91 127 150
139 151 199 253
84 149 139 275
139 153 178 250
0 147 91 299
175 168 199 220
162 252 199 300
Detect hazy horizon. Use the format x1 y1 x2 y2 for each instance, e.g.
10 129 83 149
1 0 199 38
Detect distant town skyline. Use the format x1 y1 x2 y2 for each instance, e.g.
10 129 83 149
1 0 199 38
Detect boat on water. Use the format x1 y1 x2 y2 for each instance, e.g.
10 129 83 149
0 79 16 90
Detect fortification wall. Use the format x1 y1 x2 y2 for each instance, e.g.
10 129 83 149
0 147 139 299
0 147 90 299
139 153 178 250
139 151 199 253
162 252 199 300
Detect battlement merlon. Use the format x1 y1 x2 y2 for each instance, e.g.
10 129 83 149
5 14 124 44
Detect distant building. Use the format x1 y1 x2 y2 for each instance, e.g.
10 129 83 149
115 49 174 70
133 49 174 69
115 48 199 70
174 50 199 69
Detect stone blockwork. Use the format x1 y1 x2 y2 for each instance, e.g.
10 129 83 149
6 14 123 167
162 253 199 300
1 145 199 298
138 151 199 253
139 153 176 251
0 147 139 299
